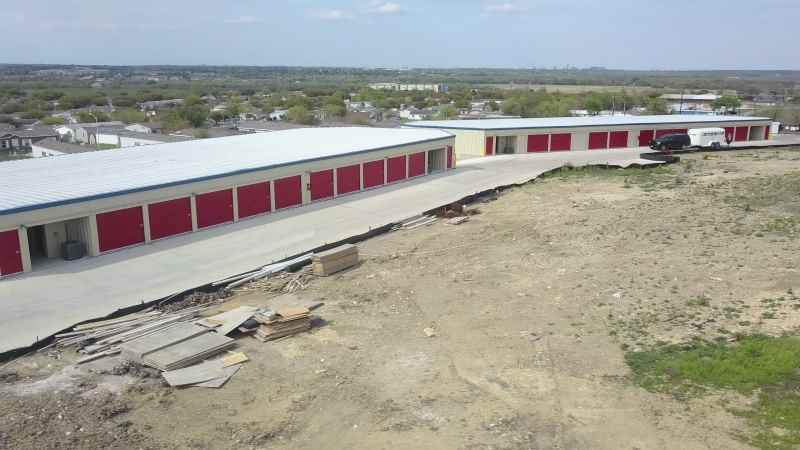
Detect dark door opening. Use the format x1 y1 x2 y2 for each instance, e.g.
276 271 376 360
26 225 46 264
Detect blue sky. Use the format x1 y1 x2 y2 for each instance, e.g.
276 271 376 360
1 0 798 69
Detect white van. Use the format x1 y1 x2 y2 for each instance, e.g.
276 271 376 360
688 128 725 149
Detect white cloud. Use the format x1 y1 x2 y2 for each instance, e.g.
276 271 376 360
224 15 260 24
482 2 526 15
368 2 404 14
308 8 355 21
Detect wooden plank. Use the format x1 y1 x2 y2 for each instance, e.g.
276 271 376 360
120 322 210 362
162 359 225 386
222 352 249 367
190 364 242 388
195 306 258 336
144 333 235 371
313 244 357 260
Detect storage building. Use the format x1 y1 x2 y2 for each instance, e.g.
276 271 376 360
404 115 772 158
0 128 455 277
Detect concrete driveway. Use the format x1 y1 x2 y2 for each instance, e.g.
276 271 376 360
1 149 664 353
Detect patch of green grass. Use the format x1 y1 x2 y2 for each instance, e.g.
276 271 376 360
627 336 800 394
724 174 800 213
762 217 800 239
687 295 711 307
543 164 676 191
626 336 800 450
744 389 800 450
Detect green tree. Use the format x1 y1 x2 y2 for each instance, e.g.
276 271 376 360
111 108 146 124
226 95 243 118
437 105 458 119
40 116 66 125
645 97 668 114
76 111 111 123
323 95 346 118
712 95 742 113
323 103 346 118
161 111 191 132
287 105 317 125
486 101 499 112
193 129 210 139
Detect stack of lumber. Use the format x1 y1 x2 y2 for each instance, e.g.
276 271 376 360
253 307 311 342
120 322 210 363
53 305 211 357
143 332 236 371
311 244 359 276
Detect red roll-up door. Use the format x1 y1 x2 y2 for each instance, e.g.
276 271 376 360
96 206 145 252
735 126 749 141
550 133 571 151
609 131 629 148
409 152 425 177
196 189 233 229
310 169 334 201
336 164 361 195
485 136 494 155
447 146 454 169
363 160 385 189
527 134 549 152
0 229 23 276
764 126 770 140
237 182 270 219
274 175 302 210
386 155 407 183
638 130 654 146
148 197 192 241
724 127 735 142
588 131 609 150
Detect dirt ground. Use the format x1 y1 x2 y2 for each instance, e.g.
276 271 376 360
2 148 799 450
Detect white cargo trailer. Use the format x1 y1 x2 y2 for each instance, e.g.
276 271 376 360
688 128 725 149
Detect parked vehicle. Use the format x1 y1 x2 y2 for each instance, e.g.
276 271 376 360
688 128 725 149
650 133 691 151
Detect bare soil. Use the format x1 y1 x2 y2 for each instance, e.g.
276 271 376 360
1 148 799 450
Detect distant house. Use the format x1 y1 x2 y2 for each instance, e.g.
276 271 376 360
0 127 59 151
369 83 448 93
660 93 720 114
269 109 289 121
399 108 432 121
236 120 306 133
138 99 184 112
55 122 125 144
124 122 163 134
30 137 97 157
171 127 245 139
95 130 194 148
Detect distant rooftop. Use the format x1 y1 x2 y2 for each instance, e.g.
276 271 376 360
32 137 96 155
660 94 720 101
404 114 770 131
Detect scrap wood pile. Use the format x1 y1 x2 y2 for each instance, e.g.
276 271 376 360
52 300 322 388
252 307 312 342
49 247 356 389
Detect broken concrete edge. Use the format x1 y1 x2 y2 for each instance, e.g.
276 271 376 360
0 152 675 363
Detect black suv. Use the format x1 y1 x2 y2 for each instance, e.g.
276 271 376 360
650 133 691 151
